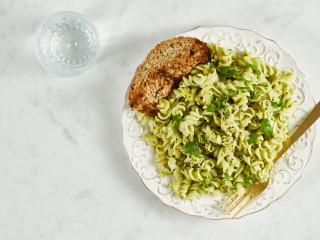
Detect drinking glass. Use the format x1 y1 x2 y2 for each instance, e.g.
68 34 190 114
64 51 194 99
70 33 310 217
35 11 100 77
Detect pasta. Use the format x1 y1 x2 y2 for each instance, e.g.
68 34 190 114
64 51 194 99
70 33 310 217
136 44 296 200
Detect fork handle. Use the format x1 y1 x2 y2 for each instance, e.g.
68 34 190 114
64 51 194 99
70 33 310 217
273 101 320 163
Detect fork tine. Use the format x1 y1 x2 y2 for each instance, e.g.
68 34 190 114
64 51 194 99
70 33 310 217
232 194 257 218
228 192 253 215
221 191 238 208
224 191 246 212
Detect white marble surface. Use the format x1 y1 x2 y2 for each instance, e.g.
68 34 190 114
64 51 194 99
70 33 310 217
0 0 319 239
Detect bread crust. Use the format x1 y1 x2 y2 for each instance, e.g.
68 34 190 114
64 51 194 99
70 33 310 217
128 36 210 115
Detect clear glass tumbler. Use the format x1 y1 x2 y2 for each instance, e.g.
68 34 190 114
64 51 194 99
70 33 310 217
35 11 100 77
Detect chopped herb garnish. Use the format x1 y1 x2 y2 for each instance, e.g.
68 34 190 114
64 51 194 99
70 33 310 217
207 104 218 112
207 98 229 114
233 74 246 81
183 141 201 157
272 100 284 110
172 115 183 122
220 105 230 114
171 115 183 134
220 66 236 77
212 129 228 136
171 122 179 134
260 118 273 137
207 103 219 112
243 182 249 188
244 64 261 75
191 70 199 76
279 101 284 109
240 87 251 91
207 98 221 112
248 133 259 144
233 182 238 190
232 74 249 88
234 90 240 96
222 173 231 180
250 89 265 99
202 178 211 188
246 173 254 180
214 99 221 107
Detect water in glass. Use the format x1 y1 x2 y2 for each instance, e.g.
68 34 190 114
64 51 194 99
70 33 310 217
35 11 100 77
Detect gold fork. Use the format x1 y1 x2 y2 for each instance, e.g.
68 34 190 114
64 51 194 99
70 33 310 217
222 101 320 218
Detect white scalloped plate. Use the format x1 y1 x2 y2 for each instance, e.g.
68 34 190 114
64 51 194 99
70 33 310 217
121 26 316 219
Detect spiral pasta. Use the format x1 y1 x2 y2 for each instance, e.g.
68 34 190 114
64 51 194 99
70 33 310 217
137 44 296 200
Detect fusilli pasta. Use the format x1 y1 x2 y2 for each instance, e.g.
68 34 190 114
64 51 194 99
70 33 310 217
137 44 296 200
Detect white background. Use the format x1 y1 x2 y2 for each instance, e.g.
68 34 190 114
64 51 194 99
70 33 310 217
0 0 319 239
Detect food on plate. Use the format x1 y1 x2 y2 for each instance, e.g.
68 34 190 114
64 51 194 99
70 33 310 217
133 41 296 200
128 36 210 115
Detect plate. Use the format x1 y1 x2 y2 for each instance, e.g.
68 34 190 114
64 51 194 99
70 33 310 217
121 26 316 219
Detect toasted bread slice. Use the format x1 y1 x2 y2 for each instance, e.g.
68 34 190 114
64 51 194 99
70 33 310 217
128 36 210 115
